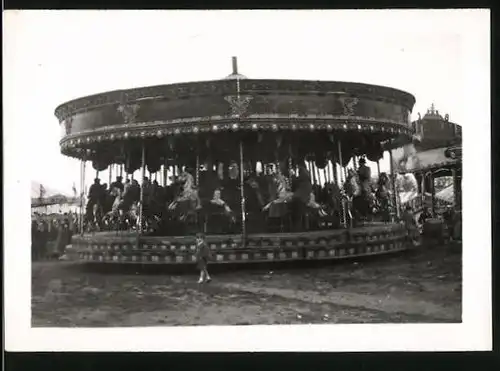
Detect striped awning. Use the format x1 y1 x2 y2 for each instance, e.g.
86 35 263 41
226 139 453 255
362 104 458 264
435 185 454 204
394 146 459 174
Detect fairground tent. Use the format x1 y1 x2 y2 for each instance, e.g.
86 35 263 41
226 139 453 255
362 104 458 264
31 181 80 214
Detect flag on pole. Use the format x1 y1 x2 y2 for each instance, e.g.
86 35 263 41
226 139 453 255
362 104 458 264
72 182 77 197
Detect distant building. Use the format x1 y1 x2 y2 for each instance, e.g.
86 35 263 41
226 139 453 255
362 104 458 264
411 103 462 152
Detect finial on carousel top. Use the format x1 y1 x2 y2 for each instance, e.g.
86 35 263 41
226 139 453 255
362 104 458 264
423 102 443 120
224 56 248 80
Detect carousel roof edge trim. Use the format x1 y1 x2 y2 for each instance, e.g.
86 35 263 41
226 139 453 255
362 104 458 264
54 78 416 121
59 117 414 159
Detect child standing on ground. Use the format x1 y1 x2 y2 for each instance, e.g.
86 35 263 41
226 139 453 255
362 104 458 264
195 232 212 284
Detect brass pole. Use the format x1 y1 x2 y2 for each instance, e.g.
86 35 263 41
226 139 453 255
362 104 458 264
388 150 399 219
196 152 200 186
311 160 317 186
337 141 347 228
138 142 146 233
80 159 86 235
239 139 247 240
333 160 338 185
430 172 436 216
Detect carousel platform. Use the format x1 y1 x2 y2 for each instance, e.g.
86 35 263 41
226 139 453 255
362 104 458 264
70 222 409 265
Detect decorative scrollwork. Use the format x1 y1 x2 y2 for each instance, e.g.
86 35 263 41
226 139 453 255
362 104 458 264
224 95 254 117
117 103 140 124
341 97 359 116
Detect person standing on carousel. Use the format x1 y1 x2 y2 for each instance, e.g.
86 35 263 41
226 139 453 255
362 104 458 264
357 157 371 193
291 164 313 230
110 176 124 194
87 178 102 217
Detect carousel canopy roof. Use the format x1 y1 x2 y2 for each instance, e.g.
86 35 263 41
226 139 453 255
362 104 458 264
54 59 416 169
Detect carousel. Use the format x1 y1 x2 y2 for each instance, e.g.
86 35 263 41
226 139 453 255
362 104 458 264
55 58 416 265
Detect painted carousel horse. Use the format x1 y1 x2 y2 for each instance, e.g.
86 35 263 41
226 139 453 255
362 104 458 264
306 192 328 217
323 182 343 222
102 188 123 230
101 188 140 231
84 201 103 232
244 176 267 233
168 170 202 222
344 169 376 224
262 172 294 216
375 172 393 222
261 172 294 231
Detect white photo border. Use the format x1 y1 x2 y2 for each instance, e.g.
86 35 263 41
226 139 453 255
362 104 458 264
3 9 492 352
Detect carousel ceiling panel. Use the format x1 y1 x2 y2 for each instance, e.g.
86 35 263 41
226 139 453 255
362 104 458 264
56 79 416 158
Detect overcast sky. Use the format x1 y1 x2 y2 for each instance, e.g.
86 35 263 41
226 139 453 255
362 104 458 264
4 10 484 194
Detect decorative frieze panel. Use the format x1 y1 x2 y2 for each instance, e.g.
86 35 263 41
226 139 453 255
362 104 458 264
55 79 415 121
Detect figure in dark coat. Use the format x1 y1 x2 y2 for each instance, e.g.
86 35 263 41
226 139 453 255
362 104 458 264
110 176 124 194
195 233 212 283
31 220 39 261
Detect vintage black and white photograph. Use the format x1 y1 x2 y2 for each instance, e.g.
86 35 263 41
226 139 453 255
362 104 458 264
4 9 491 351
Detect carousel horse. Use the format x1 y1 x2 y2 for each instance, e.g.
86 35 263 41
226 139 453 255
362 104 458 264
84 202 103 232
101 188 139 231
375 172 393 222
247 177 265 210
261 172 294 231
102 188 122 230
324 182 343 218
262 172 294 212
168 170 201 222
344 169 376 224
306 192 328 217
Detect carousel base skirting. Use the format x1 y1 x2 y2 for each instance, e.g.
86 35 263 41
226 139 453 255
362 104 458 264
70 223 409 264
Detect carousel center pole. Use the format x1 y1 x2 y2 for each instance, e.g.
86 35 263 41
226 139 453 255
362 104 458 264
138 141 146 234
234 56 247 243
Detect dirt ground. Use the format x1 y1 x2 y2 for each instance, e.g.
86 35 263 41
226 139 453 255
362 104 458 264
32 243 462 327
